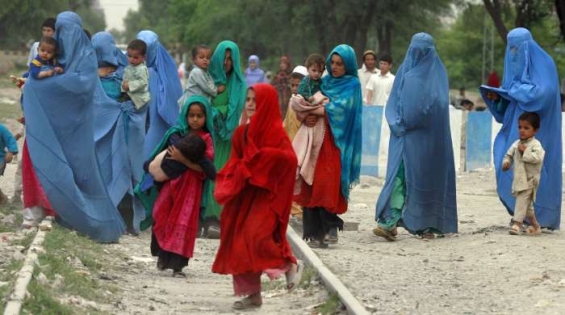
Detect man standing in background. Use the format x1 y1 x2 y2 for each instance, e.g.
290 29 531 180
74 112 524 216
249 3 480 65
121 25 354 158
358 50 379 104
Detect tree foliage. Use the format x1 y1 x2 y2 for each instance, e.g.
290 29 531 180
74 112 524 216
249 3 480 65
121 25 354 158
121 0 458 70
0 0 105 50
436 2 565 89
482 0 554 43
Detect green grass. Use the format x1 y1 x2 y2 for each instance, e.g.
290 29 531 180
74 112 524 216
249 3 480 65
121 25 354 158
0 203 23 233
11 232 34 248
299 265 317 288
317 293 341 315
0 259 25 308
21 225 120 314
23 281 75 315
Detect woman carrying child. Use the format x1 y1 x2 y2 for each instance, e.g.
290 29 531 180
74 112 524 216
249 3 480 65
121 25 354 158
142 95 215 276
212 83 302 311
137 30 183 159
294 45 363 248
22 11 125 242
92 31 148 234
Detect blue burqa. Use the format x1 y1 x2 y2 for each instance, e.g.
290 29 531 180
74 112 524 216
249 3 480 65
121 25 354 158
479 28 562 229
92 31 148 232
375 33 458 234
22 12 125 242
91 31 128 100
137 30 183 158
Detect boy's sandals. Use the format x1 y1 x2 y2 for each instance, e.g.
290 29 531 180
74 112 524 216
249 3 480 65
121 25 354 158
286 260 304 293
525 226 542 236
372 227 396 241
232 297 262 310
508 224 522 235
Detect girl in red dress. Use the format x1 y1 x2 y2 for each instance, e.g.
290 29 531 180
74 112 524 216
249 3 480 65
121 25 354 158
212 83 303 310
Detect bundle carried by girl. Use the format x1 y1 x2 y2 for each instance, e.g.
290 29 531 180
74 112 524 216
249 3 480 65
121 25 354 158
291 91 328 190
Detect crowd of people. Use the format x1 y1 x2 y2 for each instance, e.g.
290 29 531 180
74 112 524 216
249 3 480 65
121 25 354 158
0 11 562 311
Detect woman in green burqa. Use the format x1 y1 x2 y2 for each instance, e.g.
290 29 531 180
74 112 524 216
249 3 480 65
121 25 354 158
204 41 247 237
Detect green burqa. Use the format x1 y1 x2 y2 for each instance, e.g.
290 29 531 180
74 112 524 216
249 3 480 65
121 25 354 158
204 40 247 220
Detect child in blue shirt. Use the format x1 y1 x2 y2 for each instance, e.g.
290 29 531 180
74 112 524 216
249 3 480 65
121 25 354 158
28 37 64 79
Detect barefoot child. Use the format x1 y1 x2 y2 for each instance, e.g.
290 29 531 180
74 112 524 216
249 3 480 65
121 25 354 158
122 39 151 109
137 95 215 276
503 112 545 235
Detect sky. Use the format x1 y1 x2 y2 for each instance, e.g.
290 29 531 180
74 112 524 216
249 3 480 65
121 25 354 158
99 0 139 31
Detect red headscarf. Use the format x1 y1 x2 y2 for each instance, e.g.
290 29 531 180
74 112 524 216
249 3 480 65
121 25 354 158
487 71 500 88
215 84 297 217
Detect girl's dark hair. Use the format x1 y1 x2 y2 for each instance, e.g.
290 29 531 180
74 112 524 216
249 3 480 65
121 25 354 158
39 37 57 50
191 44 210 59
128 39 147 55
186 102 208 131
519 112 541 129
305 53 325 69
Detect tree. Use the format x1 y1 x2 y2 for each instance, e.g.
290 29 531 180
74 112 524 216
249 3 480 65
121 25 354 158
0 0 106 50
483 0 553 43
123 1 459 71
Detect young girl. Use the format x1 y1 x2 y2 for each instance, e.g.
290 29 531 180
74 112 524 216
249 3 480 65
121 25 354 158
212 84 302 310
138 95 215 277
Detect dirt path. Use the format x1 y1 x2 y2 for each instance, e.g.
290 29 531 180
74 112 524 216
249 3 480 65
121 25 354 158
106 233 332 314
313 171 565 315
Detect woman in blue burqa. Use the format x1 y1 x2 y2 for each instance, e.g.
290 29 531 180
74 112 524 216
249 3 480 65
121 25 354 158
22 12 125 242
137 30 183 159
479 28 562 230
373 33 457 241
91 31 148 234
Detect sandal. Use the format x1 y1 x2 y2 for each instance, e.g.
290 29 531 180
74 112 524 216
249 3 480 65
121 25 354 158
286 260 304 293
307 238 328 248
232 297 261 310
373 227 396 241
172 271 187 278
508 224 521 235
525 226 542 236
420 232 435 240
327 228 338 244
